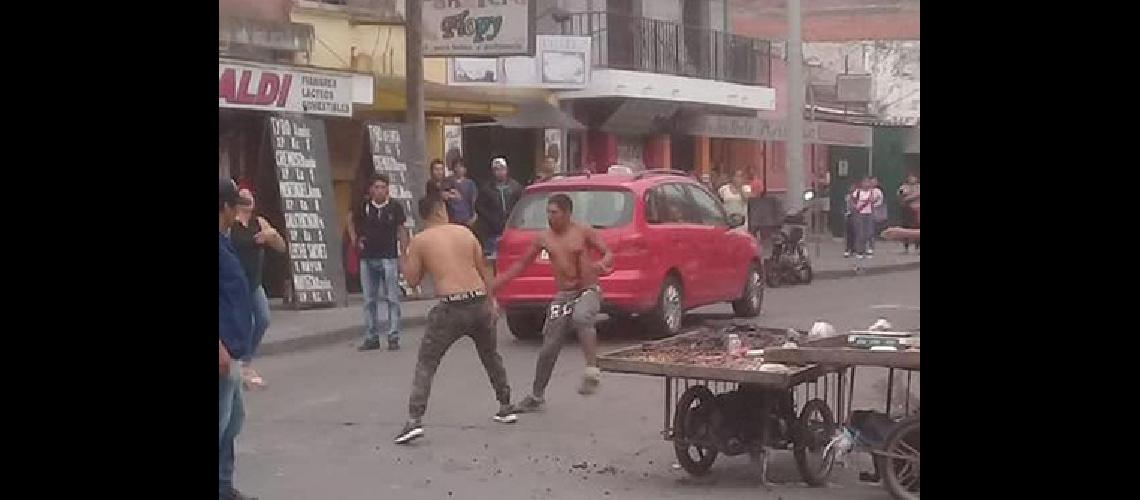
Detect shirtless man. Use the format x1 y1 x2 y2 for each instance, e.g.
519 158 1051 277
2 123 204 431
491 193 614 411
394 194 516 445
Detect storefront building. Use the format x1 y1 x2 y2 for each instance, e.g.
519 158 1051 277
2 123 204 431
549 4 777 173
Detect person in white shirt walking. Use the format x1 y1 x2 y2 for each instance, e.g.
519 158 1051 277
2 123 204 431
717 169 749 233
868 177 887 255
849 177 882 259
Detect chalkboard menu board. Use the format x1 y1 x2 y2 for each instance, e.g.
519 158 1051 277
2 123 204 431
268 114 345 305
365 122 433 298
366 122 424 229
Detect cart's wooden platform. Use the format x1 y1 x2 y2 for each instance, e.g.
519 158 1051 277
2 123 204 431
597 328 826 388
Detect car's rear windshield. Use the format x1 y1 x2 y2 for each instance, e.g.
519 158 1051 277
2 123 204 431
508 189 634 230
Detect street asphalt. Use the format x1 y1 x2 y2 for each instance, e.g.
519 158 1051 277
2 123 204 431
234 269 919 500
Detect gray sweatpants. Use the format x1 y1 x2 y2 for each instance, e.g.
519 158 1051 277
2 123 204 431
531 287 602 399
408 298 511 420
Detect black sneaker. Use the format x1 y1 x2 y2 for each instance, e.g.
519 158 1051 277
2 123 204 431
394 421 424 445
492 405 518 424
358 338 381 351
514 395 545 413
220 488 258 500
388 338 400 351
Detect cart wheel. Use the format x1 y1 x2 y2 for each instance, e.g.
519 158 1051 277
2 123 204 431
764 259 782 288
875 415 920 500
799 263 813 284
793 398 837 487
673 385 719 476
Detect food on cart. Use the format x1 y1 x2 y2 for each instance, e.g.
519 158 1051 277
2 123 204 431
809 321 836 339
868 318 893 331
611 326 793 370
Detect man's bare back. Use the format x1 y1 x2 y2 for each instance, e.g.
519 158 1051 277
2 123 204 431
404 223 489 296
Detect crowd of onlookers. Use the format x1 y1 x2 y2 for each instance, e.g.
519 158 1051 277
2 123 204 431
698 167 920 256
842 173 920 258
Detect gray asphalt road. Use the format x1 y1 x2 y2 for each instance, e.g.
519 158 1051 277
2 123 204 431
234 270 919 500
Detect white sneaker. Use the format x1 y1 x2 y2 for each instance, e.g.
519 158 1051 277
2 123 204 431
844 252 851 258
867 248 875 255
856 254 865 260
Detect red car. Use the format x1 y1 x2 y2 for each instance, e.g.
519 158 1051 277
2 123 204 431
494 169 765 339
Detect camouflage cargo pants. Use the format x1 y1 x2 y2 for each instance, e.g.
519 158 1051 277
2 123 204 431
408 298 511 420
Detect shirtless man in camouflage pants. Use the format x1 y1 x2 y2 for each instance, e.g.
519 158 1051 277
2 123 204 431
394 194 516 445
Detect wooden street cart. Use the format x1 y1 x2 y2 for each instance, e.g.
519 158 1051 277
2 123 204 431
596 326 848 487
765 333 920 500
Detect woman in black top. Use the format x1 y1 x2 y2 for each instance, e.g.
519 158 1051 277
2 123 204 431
230 188 286 389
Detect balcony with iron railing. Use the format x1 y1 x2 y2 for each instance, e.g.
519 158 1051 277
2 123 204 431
557 12 771 87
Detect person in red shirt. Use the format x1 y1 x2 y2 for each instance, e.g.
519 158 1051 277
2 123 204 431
748 172 766 198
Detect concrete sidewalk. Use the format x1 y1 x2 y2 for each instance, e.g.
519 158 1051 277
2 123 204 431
256 237 918 358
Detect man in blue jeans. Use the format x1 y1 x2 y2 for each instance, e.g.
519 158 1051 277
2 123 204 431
219 178 257 500
349 174 410 351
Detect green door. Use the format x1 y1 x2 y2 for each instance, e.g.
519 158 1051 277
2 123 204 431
870 127 911 227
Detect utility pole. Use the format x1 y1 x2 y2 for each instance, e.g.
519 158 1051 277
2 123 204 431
405 0 427 212
786 0 805 214
404 0 431 298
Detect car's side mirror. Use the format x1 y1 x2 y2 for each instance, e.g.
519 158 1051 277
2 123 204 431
728 213 746 228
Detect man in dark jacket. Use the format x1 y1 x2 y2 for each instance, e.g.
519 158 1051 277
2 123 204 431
475 157 523 261
219 178 256 500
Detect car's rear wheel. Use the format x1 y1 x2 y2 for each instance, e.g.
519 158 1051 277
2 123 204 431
732 263 764 317
641 275 684 338
505 310 545 340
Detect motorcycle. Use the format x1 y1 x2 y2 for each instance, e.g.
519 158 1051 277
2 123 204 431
763 191 814 287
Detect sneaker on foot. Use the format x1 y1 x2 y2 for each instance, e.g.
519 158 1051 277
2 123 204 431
394 421 424 445
388 338 400 351
358 338 381 351
492 405 518 423
867 248 875 255
220 488 258 500
578 375 600 395
856 254 865 260
843 251 851 258
514 395 545 413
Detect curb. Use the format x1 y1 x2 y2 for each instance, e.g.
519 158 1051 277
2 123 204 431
814 261 921 280
258 261 918 357
257 316 430 357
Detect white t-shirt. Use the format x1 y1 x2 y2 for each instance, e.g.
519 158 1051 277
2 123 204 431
852 189 881 215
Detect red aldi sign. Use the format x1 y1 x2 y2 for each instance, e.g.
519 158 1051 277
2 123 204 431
219 59 354 117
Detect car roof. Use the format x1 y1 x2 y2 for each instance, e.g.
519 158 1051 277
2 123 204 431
522 171 700 194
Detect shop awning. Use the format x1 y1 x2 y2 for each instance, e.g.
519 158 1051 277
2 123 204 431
371 77 525 115
494 100 585 130
905 125 920 154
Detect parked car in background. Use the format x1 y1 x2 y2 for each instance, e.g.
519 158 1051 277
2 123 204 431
495 169 765 339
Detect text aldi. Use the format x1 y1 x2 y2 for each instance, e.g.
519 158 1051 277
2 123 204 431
219 60 353 117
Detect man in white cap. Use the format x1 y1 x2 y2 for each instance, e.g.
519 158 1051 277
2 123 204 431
475 157 523 262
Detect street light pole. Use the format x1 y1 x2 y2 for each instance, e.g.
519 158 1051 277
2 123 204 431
405 0 427 210
786 0 805 214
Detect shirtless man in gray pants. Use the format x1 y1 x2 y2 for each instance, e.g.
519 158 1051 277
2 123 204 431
394 194 516 445
492 193 614 411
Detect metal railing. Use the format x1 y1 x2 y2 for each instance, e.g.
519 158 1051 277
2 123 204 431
559 12 771 86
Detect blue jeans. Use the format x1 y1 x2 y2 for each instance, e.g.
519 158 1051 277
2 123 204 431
361 258 401 343
241 286 271 363
483 234 501 259
853 214 876 255
219 360 244 495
